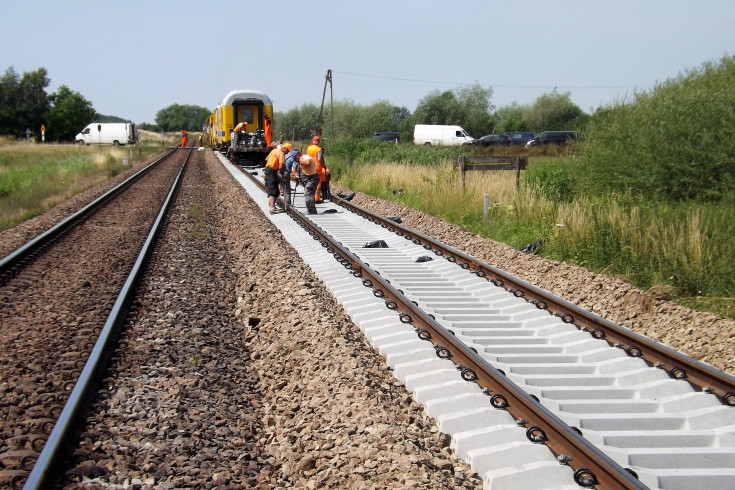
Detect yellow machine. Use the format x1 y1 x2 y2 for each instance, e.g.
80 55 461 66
211 89 274 164
204 114 216 147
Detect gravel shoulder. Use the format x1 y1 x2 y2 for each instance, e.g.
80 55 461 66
62 150 481 488
330 183 734 375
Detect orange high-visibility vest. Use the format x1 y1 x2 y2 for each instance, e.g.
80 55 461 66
264 116 272 146
307 144 323 166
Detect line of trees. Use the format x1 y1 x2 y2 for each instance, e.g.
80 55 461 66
0 66 96 142
0 65 212 141
2 65 589 144
274 83 590 143
139 104 212 133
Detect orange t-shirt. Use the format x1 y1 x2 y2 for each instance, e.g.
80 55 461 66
234 122 248 132
265 148 285 171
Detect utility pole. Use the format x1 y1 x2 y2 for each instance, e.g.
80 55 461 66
318 69 333 138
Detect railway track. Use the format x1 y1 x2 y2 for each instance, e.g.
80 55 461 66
220 151 735 490
2 146 732 488
0 148 190 488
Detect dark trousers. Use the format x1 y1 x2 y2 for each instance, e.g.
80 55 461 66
264 167 280 197
279 170 292 206
300 173 320 214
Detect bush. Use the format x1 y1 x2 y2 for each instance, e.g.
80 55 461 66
327 137 471 166
522 158 578 202
578 56 735 202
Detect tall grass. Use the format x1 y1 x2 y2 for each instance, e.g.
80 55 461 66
547 193 734 297
333 155 734 318
0 142 159 230
327 138 468 170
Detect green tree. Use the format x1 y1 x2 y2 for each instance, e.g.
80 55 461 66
413 83 494 137
0 67 21 135
326 100 397 139
398 113 417 143
414 90 462 125
277 100 411 142
0 66 50 137
524 91 586 133
456 83 495 137
579 55 735 201
155 103 211 131
18 68 50 136
96 114 127 123
392 105 411 127
46 85 96 142
276 103 321 142
494 102 530 133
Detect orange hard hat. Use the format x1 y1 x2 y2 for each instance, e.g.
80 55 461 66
313 136 320 144
283 143 293 151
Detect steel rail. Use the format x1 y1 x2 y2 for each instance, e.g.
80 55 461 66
233 165 646 489
0 149 177 282
331 196 735 407
23 149 192 489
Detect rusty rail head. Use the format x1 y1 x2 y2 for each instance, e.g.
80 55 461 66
279 196 646 489
333 196 735 407
231 166 730 487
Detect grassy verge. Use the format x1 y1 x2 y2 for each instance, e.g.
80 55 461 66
332 156 734 320
0 140 164 230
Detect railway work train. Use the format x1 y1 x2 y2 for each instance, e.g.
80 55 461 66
205 89 274 165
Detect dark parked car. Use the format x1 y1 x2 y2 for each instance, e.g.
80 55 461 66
504 131 535 146
475 134 511 146
525 131 580 147
371 131 400 143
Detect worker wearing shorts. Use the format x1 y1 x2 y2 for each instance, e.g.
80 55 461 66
264 144 286 214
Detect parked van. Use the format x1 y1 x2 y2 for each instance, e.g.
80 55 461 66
75 122 137 146
413 124 475 146
371 131 400 143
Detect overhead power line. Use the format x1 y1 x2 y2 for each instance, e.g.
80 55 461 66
332 70 647 91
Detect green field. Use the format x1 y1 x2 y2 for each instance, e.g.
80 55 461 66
0 137 167 230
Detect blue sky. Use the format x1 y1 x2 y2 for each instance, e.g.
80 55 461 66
2 0 733 125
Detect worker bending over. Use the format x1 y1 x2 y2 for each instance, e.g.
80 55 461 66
307 136 331 202
232 121 248 148
264 144 286 214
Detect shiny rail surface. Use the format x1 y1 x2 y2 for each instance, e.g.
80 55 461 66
222 151 735 490
22 151 191 489
0 149 189 489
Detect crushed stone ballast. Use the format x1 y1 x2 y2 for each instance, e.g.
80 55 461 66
218 153 735 490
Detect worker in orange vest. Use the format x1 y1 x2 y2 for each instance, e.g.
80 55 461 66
181 130 188 148
264 115 272 148
307 136 330 202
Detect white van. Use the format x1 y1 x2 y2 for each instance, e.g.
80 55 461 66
413 124 475 146
75 122 137 146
